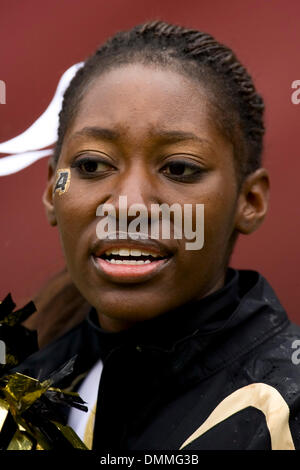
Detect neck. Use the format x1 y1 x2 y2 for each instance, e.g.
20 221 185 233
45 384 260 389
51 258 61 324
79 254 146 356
96 269 227 333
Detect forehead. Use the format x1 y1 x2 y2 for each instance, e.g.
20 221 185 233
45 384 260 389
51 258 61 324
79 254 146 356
65 63 232 155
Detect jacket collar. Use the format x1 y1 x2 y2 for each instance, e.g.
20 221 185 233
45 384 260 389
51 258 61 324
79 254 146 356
14 268 289 392
85 268 289 383
86 267 241 356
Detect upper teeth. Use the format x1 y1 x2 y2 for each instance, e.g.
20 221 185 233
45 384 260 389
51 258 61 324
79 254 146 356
104 248 159 257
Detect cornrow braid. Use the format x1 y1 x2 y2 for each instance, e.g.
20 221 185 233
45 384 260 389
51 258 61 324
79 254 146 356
54 20 265 183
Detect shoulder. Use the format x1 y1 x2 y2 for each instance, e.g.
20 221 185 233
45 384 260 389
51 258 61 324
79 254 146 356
13 317 93 386
235 320 300 414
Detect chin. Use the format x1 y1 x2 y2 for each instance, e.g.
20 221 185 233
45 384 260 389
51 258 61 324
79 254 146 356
94 298 172 324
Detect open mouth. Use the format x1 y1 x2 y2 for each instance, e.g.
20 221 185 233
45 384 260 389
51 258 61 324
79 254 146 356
100 248 167 265
92 244 172 282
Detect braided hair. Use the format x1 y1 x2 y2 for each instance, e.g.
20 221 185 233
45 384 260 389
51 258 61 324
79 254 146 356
54 20 265 185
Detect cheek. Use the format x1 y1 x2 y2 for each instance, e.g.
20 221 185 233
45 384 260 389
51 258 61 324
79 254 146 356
53 185 98 261
201 171 238 243
176 186 237 271
204 196 237 247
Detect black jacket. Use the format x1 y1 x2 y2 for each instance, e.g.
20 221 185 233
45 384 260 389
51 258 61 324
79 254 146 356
15 268 300 450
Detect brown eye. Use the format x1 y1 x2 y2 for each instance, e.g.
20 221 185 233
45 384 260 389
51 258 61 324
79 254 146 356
71 156 114 176
162 160 202 181
81 160 110 173
167 162 192 176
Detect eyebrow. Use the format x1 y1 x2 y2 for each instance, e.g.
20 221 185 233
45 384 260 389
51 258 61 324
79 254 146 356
70 126 121 141
149 129 211 146
70 126 211 147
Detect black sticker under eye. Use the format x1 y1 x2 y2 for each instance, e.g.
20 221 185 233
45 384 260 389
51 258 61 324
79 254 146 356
53 169 71 195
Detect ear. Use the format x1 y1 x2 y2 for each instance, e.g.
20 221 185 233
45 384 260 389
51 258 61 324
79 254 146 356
42 157 57 226
235 168 270 234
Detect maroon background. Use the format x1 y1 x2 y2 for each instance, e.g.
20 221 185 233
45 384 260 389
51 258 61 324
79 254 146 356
0 0 299 322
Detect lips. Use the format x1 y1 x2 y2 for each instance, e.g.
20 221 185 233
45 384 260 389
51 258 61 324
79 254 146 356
91 236 174 283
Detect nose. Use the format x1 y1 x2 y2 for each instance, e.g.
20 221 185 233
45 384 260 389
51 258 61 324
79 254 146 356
112 164 155 219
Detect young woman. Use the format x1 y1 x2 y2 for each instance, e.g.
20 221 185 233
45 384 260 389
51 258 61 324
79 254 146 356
17 20 300 450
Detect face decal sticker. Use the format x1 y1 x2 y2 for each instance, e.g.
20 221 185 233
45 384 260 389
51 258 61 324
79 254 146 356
53 168 71 195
